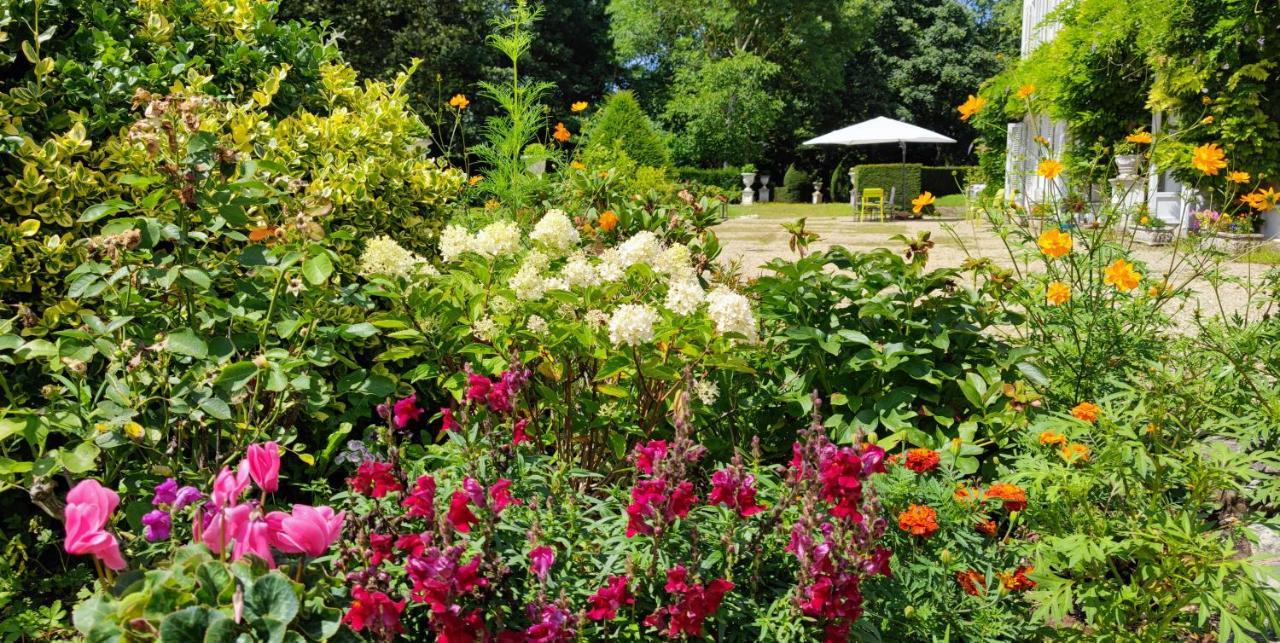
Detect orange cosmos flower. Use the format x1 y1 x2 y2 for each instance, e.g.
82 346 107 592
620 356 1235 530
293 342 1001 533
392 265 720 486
956 570 985 596
984 482 1027 512
449 94 470 110
467 175 484 186
1037 159 1065 180
998 566 1036 592
1227 171 1250 184
1125 130 1153 145
1037 229 1073 259
1015 84 1035 99
570 160 586 171
904 448 941 473
1103 259 1141 292
1060 442 1090 464
1038 431 1067 446
1046 281 1071 306
898 504 940 537
1070 401 1100 422
957 95 987 122
553 122 571 143
1191 143 1227 175
1240 188 1278 211
597 210 618 232
912 191 936 214
571 101 589 112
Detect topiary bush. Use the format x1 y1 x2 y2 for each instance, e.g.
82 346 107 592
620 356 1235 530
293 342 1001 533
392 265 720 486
585 90 670 168
921 166 979 196
674 166 741 192
779 164 810 202
851 163 922 208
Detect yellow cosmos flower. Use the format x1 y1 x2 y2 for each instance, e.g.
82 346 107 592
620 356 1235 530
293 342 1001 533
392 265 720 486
1125 130 1153 145
1015 84 1035 99
912 192 936 213
570 160 586 171
1037 229 1073 259
468 175 484 186
1240 187 1278 211
1046 281 1071 305
1037 159 1065 180
1103 258 1141 292
1191 143 1227 175
95 422 110 433
1227 171 1250 184
1033 135 1050 146
571 101 589 112
1202 116 1214 124
957 94 987 122
449 94 470 110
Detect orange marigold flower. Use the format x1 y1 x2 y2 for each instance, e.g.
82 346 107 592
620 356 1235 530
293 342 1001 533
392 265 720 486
1038 431 1067 446
1046 281 1070 306
954 485 979 503
1059 442 1090 464
904 448 941 473
1037 159 1065 180
1037 229 1073 259
597 210 618 232
956 570 985 596
553 122 571 143
998 566 1036 592
912 192 936 214
571 101 589 112
957 95 987 122
1125 130 1153 145
1015 84 1035 100
1191 143 1227 175
975 517 998 537
1103 259 1141 292
1071 401 1100 422
467 175 484 186
449 94 470 110
984 482 1027 512
897 504 940 537
1227 171 1250 184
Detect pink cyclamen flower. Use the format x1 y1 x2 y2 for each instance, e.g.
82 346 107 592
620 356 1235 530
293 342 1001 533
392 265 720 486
211 462 252 508
586 576 634 621
63 479 127 571
246 441 281 494
529 545 554 581
201 503 274 567
267 504 345 558
393 394 424 429
142 509 171 541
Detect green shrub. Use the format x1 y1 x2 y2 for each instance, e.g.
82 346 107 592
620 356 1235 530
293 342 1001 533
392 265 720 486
779 164 810 202
851 163 922 208
674 166 741 192
585 90 670 168
921 166 978 196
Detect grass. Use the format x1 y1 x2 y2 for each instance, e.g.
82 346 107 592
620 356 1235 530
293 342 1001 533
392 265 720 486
728 194 970 220
1237 244 1280 265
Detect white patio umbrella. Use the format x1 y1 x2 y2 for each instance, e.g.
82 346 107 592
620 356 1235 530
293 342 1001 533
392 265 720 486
803 116 956 207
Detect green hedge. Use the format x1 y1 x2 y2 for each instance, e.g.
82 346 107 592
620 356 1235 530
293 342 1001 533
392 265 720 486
921 166 978 196
675 167 742 192
850 164 922 208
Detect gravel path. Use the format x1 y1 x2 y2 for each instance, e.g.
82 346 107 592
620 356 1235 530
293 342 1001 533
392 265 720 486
716 213 1278 323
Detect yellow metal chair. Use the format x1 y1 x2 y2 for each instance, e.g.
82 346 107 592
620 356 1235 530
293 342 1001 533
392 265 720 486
859 188 886 222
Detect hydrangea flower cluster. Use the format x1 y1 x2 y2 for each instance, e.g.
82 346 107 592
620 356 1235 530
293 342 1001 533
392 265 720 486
359 235 434 279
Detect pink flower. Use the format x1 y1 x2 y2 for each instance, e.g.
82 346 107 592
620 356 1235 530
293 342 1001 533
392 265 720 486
236 517 275 567
441 407 459 433
348 460 402 498
63 479 127 571
709 467 766 517
343 586 406 638
529 545 554 581
524 601 575 642
586 576 634 621
633 440 667 474
818 449 865 520
211 462 251 508
369 533 395 566
512 418 530 446
246 441 281 494
267 504 344 558
465 373 492 405
402 475 436 521
645 567 733 638
202 503 274 567
489 478 519 514
142 509 171 541
393 394 424 429
447 491 479 533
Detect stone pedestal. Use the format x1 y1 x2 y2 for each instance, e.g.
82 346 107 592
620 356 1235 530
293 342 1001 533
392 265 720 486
758 175 771 203
741 188 755 205
812 180 824 205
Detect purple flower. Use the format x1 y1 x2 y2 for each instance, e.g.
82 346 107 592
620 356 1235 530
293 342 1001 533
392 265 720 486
174 485 203 509
142 509 172 541
152 478 178 506
529 545 555 582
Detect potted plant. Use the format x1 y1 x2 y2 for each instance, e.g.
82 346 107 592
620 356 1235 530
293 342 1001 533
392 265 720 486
740 163 758 205
1194 209 1263 253
1114 130 1151 177
1132 207 1173 246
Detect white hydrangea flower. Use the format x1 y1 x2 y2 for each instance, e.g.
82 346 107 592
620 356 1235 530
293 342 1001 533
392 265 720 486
509 258 546 301
617 231 662 268
655 243 694 278
596 249 625 283
529 209 580 255
543 276 568 292
359 235 429 278
561 253 598 288
489 296 516 315
694 379 720 406
472 316 499 341
607 304 658 346
474 220 521 257
584 309 608 328
664 277 705 316
706 286 757 341
439 225 473 262
526 314 548 335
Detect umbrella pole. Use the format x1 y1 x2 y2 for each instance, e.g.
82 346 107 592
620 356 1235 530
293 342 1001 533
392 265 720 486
899 141 907 210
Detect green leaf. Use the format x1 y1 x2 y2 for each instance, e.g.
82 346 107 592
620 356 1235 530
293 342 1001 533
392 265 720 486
166 329 209 359
244 574 299 624
61 442 100 474
214 362 257 390
159 606 226 641
78 199 132 223
338 323 378 340
301 253 333 285
199 397 233 421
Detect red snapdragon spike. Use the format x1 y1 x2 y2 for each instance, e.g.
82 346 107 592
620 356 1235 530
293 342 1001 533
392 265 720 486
343 586 406 638
465 373 492 405
348 461 402 498
586 576 634 621
392 393 424 429
489 478 521 513
529 545 554 581
523 602 575 642
666 481 697 520
632 439 668 474
447 491 479 533
709 468 766 517
440 407 459 434
433 607 486 643
624 479 666 537
369 533 394 566
402 475 437 521
648 569 734 638
512 418 530 446
394 532 428 558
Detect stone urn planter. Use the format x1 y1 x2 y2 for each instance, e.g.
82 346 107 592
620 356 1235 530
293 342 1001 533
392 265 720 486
740 172 757 205
811 179 824 204
758 174 771 203
1204 231 1264 254
1134 227 1175 246
1115 154 1141 178
1262 207 1280 240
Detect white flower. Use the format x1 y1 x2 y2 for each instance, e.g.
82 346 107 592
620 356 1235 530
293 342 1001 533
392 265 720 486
655 243 694 278
584 309 608 328
694 379 720 406
529 209 580 255
543 276 568 292
509 257 546 301
473 220 521 257
597 249 625 283
561 253 598 288
526 314 548 335
439 225 474 262
472 316 499 341
706 286 757 341
664 278 704 316
617 231 661 268
489 296 516 315
359 235 429 278
608 304 659 346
